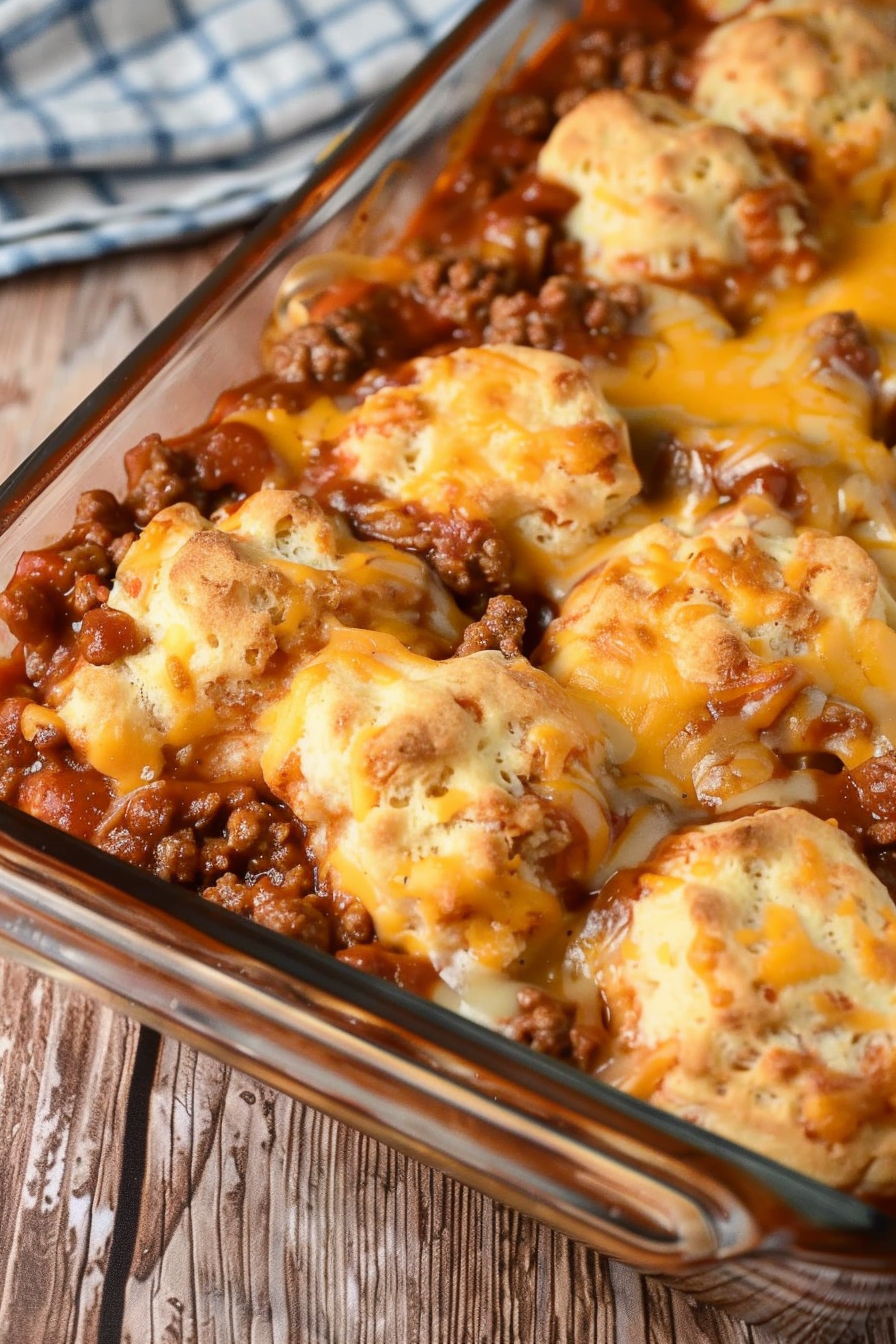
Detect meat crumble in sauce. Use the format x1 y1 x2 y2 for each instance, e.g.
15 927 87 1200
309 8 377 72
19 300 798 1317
4 0 896 1197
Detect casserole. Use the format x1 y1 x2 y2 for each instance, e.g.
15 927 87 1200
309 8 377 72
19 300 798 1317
2 0 896 1336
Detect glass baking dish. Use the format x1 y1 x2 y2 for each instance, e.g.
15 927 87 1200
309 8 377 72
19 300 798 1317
1 0 896 1336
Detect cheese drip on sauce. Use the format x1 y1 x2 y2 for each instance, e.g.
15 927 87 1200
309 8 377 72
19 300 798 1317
260 626 612 988
539 518 896 807
597 212 896 449
53 492 466 791
229 210 896 605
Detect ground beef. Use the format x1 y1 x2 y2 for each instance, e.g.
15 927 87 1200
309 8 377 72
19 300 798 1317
267 312 371 384
265 237 641 382
123 437 197 525
413 513 512 599
412 254 518 335
206 869 330 948
553 26 682 119
207 866 376 952
266 256 516 389
497 93 553 140
68 573 111 620
485 274 642 353
0 486 135 659
808 311 881 383
502 987 605 1070
97 781 313 894
0 538 121 690
124 422 281 526
844 752 896 845
614 34 679 94
336 943 439 995
455 595 528 658
72 489 137 565
265 284 436 391
484 292 540 345
330 491 514 600
736 185 819 282
321 887 376 949
0 683 367 951
503 986 574 1053
266 228 641 391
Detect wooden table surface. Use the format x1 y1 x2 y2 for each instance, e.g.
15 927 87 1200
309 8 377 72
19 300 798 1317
0 238 879 1344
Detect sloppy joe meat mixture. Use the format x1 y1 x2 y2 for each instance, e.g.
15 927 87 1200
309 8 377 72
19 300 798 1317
5 0 896 1197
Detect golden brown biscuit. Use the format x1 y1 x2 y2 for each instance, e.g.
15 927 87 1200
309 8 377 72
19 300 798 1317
261 628 611 988
864 0 896 40
567 808 896 1194
536 90 818 288
331 344 639 595
693 0 896 189
690 0 753 16
53 491 466 791
537 517 896 807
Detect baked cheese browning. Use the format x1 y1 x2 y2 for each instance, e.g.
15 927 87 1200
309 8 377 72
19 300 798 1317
537 518 896 807
866 0 896 39
642 422 896 587
260 627 611 987
536 89 819 292
693 0 896 197
567 809 896 1195
591 214 896 471
327 344 640 597
52 491 466 792
216 489 466 652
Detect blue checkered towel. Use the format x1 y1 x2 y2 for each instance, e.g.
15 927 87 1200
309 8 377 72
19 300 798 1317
0 0 471 278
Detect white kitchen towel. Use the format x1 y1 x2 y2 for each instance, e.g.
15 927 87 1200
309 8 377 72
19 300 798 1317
0 0 471 277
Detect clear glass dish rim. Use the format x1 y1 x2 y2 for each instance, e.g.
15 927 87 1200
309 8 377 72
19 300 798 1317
0 0 893 1274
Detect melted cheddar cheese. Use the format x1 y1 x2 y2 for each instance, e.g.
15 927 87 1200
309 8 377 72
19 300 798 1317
261 627 612 988
597 215 896 449
329 344 639 595
53 492 466 791
538 518 896 807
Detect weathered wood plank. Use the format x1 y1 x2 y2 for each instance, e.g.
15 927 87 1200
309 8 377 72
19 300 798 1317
130 1040 230 1288
123 1040 761 1344
0 963 138 1344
